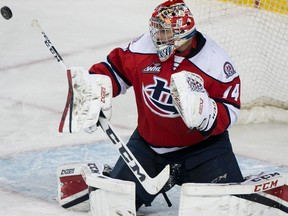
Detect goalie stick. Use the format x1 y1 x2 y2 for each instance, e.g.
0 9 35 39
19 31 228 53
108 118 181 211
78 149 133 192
31 19 170 195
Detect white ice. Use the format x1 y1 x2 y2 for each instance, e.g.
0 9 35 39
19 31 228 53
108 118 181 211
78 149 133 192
0 0 287 215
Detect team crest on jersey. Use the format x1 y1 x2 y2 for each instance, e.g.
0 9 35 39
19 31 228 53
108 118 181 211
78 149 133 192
223 62 236 78
142 77 179 118
142 63 161 74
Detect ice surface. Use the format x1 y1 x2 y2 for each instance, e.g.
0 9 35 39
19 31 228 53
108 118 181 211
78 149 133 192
0 0 287 215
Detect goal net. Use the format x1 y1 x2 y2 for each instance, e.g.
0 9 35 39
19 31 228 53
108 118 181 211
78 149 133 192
186 0 288 124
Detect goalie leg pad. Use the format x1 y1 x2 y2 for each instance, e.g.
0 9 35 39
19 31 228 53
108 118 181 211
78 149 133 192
57 163 90 211
57 161 112 211
90 184 136 216
81 164 136 216
178 172 288 216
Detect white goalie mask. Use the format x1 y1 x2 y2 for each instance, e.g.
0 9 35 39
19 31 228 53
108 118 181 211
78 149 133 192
149 0 197 62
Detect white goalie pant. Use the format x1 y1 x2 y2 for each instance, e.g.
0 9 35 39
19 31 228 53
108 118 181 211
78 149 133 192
178 172 288 216
81 166 136 216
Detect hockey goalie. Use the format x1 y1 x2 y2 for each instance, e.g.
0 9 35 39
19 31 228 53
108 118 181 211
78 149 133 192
56 0 288 215
56 67 288 216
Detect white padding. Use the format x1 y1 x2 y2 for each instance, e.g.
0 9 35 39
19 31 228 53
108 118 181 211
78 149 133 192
178 172 288 216
181 172 286 196
90 181 136 216
179 194 286 216
170 71 217 131
81 165 136 216
60 67 112 133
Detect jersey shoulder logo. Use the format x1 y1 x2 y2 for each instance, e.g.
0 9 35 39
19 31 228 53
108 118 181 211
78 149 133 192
142 63 161 74
142 77 178 118
223 61 236 78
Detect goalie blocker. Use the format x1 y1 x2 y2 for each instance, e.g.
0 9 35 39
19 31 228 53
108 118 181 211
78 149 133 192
58 67 112 134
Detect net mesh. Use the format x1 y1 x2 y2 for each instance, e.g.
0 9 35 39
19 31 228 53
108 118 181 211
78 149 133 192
186 0 288 123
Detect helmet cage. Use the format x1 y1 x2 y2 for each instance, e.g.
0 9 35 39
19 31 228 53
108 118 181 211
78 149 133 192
149 1 196 62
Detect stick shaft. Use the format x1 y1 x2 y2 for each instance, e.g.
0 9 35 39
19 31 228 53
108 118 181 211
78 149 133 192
32 19 67 70
32 19 170 194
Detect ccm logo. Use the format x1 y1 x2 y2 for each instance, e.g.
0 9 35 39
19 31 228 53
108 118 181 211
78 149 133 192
61 168 75 175
199 98 204 114
100 86 106 103
105 125 146 182
254 180 279 192
88 163 100 174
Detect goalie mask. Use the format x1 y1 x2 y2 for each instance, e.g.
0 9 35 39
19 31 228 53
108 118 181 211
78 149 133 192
149 0 196 62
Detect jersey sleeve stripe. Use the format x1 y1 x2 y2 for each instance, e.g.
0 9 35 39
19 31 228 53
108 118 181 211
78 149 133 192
100 61 122 96
106 56 132 87
214 98 241 110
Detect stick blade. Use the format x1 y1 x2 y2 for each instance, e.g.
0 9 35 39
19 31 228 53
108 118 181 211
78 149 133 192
142 164 170 195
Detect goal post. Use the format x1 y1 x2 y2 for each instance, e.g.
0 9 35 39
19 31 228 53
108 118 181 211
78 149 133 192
186 0 288 124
